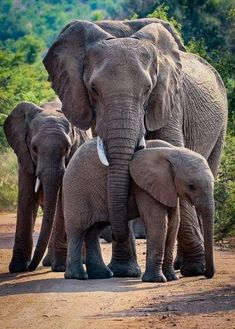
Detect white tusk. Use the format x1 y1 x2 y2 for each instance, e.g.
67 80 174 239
35 177 41 193
139 136 146 149
97 136 109 167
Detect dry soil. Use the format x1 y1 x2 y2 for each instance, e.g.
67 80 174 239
0 213 235 329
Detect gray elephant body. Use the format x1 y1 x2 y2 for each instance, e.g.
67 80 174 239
63 139 215 281
44 18 227 277
4 101 89 272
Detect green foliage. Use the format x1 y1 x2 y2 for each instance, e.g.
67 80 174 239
147 3 182 33
0 0 126 45
214 133 235 240
0 35 55 152
0 149 18 211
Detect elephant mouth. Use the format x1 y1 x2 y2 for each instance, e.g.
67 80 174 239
97 135 146 166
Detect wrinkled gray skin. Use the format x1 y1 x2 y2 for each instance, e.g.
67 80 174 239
44 18 227 277
63 139 215 281
4 101 86 273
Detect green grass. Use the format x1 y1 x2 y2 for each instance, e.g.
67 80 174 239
0 149 18 212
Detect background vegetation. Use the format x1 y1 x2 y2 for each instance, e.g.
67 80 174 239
0 0 234 239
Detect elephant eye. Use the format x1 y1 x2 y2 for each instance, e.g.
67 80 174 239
91 84 99 97
188 184 196 191
65 144 71 155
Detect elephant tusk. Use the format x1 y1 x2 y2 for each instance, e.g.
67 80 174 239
97 136 109 167
35 177 41 193
138 136 146 149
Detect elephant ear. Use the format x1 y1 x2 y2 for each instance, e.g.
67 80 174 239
3 102 42 174
130 148 178 208
132 23 182 131
43 21 112 130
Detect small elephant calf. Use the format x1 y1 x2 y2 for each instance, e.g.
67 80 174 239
63 139 215 282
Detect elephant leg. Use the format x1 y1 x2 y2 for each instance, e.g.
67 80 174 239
133 217 146 239
207 127 226 178
100 225 112 243
85 222 113 279
64 229 87 280
136 194 167 283
9 167 39 273
163 206 180 281
176 199 205 276
51 190 67 272
108 222 141 277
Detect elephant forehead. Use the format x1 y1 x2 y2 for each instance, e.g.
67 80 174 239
87 39 153 65
31 115 70 136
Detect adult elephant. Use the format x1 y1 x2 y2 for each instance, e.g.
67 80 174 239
4 101 88 272
43 18 227 277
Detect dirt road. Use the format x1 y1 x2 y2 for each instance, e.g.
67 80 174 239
0 213 235 329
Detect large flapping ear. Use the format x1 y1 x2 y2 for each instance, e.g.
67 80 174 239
3 102 42 174
131 23 182 131
130 148 178 208
43 21 112 130
126 18 186 51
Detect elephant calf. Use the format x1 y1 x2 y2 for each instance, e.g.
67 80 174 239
63 139 215 282
4 101 91 273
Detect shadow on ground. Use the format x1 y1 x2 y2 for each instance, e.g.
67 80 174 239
88 285 235 318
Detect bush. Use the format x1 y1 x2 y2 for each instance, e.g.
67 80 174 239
214 133 235 240
0 149 18 212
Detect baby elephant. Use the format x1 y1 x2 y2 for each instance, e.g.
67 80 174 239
63 139 215 282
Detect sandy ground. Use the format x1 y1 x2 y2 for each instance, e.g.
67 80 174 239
0 213 235 329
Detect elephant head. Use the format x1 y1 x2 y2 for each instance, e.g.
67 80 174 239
43 19 183 242
130 146 215 279
4 101 79 271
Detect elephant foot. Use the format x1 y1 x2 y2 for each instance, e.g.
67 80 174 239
173 255 183 271
163 269 179 281
108 260 141 278
87 264 113 279
142 271 167 283
42 253 52 267
64 265 88 280
180 260 205 277
9 258 29 273
51 254 67 272
51 261 66 272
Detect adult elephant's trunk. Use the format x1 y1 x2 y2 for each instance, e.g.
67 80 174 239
99 104 141 242
28 169 63 270
198 200 215 279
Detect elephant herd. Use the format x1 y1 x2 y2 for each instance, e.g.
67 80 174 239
4 18 227 282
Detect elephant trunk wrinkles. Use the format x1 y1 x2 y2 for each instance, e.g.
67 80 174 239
200 201 215 279
105 106 140 242
28 169 63 270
